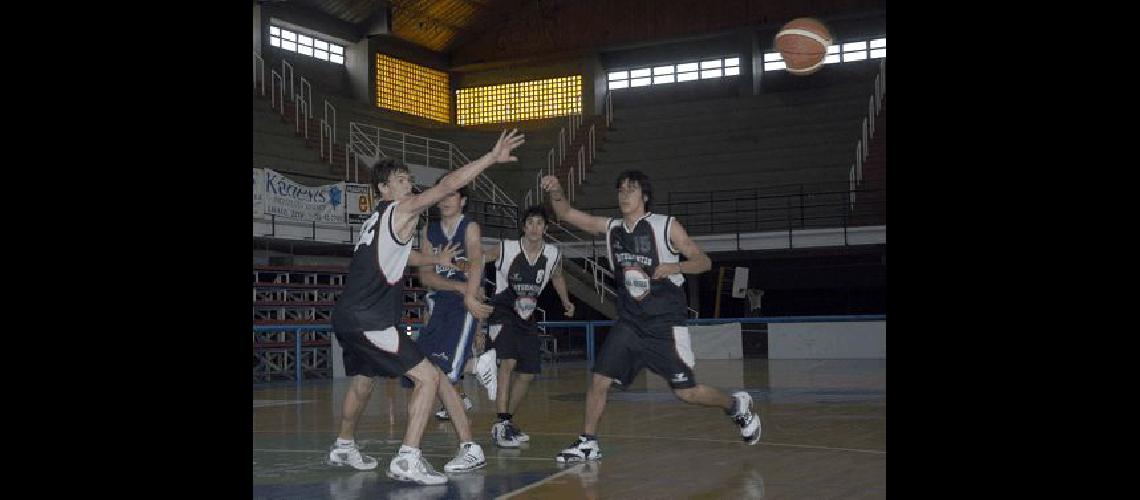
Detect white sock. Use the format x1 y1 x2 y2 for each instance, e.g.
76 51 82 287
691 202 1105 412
398 445 419 455
460 441 476 448
336 438 355 447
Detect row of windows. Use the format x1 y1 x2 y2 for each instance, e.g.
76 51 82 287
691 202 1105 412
456 75 582 126
604 37 885 88
762 37 885 71
607 58 741 90
268 25 344 65
375 54 451 123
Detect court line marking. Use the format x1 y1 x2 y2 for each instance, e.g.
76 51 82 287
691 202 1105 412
252 449 553 461
495 466 580 500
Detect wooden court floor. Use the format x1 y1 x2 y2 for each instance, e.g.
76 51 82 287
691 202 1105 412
253 358 885 499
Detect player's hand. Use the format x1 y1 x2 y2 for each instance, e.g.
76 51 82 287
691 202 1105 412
563 300 575 318
436 242 461 270
465 294 494 320
541 175 562 193
652 262 682 279
488 129 525 164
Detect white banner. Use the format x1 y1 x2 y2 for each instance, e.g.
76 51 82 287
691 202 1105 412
253 168 265 218
262 169 347 225
345 183 373 226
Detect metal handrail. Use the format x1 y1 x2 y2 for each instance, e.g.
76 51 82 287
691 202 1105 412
253 52 265 95
298 76 312 123
281 60 294 104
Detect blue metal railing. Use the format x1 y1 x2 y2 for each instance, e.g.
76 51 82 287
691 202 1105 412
253 314 886 383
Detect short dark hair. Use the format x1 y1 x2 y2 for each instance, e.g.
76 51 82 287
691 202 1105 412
520 205 549 230
369 157 409 190
614 170 652 210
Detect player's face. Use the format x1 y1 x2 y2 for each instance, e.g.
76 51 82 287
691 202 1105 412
379 171 413 201
617 180 645 215
437 191 465 217
523 215 546 242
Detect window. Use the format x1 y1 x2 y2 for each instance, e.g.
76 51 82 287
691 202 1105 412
842 41 867 62
457 75 583 125
762 36 884 72
608 56 741 90
375 53 450 123
869 38 886 59
268 23 345 65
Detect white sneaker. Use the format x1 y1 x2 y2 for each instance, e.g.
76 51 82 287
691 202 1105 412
731 391 762 445
443 442 486 472
491 421 521 448
555 435 602 463
475 349 498 400
387 448 448 485
328 441 379 470
434 394 474 420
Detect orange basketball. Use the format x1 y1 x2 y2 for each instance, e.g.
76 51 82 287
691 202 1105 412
774 18 833 76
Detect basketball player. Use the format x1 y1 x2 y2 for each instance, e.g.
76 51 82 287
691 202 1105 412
482 206 575 448
327 129 524 484
541 170 761 463
407 182 496 421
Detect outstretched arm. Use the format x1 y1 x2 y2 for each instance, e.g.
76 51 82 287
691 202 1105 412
541 175 609 235
397 129 525 217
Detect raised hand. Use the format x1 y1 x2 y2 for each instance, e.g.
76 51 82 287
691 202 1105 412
541 175 562 193
488 128 526 164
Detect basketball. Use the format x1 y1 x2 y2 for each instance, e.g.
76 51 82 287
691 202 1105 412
775 17 833 75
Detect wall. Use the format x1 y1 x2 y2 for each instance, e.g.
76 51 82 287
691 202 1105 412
768 320 885 359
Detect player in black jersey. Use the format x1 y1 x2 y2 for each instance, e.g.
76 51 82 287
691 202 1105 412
542 170 762 463
327 129 523 484
481 206 574 448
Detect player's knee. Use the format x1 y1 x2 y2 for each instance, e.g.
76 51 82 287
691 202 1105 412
350 375 376 396
590 374 613 392
407 362 440 386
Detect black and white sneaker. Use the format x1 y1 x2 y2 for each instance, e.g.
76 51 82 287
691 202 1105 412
731 391 762 445
555 435 602 463
506 421 529 442
443 442 486 472
491 421 521 448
